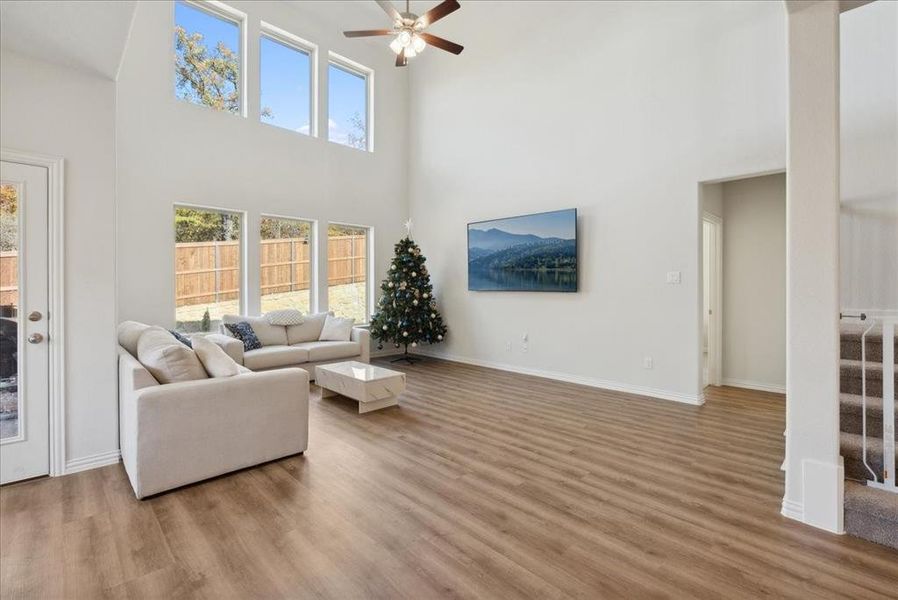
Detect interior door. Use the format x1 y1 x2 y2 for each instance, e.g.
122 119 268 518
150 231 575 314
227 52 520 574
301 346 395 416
0 161 50 484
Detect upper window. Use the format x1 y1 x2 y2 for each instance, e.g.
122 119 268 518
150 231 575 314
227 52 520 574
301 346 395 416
174 206 242 332
327 224 370 323
174 1 242 114
260 28 314 134
328 56 371 151
261 216 313 315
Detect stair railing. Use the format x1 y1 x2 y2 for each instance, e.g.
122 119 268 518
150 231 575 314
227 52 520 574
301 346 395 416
860 319 879 483
848 314 897 495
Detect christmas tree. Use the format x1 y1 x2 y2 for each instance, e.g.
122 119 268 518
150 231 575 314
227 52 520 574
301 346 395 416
370 236 447 363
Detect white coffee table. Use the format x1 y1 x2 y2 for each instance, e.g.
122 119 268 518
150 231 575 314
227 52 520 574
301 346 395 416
315 361 406 413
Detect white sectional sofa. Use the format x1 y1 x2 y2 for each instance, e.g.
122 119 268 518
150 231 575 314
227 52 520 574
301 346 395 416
208 312 370 377
117 322 309 499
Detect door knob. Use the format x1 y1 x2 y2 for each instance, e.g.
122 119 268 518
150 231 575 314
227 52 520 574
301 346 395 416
28 311 43 322
27 333 44 344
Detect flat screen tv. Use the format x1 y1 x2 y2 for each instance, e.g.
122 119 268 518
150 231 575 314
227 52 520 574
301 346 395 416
467 208 578 292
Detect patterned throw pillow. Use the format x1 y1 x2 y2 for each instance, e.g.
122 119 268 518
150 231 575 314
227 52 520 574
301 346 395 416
224 322 263 351
169 330 193 348
265 309 305 326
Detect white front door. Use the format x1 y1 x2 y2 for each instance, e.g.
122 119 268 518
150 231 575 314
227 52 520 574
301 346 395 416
0 161 50 484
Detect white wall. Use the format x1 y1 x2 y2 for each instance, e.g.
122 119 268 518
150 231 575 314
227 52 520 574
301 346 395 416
840 0 898 313
0 51 118 466
116 1 409 327
721 174 786 392
408 1 787 402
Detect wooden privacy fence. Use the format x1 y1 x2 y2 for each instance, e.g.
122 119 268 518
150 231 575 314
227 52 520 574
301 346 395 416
175 235 366 308
0 235 368 311
0 251 17 311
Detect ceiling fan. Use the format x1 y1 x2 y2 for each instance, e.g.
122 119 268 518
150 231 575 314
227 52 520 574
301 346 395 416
344 0 464 67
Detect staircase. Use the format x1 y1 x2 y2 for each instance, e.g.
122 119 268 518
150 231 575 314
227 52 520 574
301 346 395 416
839 321 898 549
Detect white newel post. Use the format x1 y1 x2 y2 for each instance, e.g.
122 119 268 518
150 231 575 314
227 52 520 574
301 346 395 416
782 0 844 533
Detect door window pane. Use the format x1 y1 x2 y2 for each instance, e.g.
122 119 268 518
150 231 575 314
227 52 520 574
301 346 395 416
327 225 368 323
328 62 368 150
175 207 242 332
260 35 312 134
261 217 312 314
174 1 241 114
0 184 19 439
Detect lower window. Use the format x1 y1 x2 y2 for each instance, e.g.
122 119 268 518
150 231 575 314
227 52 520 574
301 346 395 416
327 224 369 323
260 216 313 315
174 206 242 332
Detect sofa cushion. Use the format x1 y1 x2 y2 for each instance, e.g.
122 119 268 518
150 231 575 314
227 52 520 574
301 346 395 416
319 315 355 341
222 314 287 347
137 327 208 384
117 321 150 357
293 341 360 362
243 345 310 370
286 312 330 345
224 322 263 351
170 329 193 348
192 336 241 377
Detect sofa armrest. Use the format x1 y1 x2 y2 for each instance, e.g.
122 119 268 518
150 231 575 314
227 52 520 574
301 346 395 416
351 327 370 363
202 333 245 365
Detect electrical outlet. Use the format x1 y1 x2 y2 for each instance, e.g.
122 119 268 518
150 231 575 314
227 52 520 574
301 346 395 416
666 271 681 284
643 356 654 369
505 341 512 352
522 343 529 353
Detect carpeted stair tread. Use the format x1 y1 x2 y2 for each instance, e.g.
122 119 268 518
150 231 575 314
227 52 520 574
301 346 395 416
841 432 891 460
840 432 895 481
844 480 898 523
840 392 883 415
840 323 897 363
839 393 893 436
844 481 898 550
840 359 885 381
839 359 896 397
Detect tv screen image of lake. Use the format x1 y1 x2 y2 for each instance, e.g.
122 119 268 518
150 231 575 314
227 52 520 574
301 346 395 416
467 209 577 292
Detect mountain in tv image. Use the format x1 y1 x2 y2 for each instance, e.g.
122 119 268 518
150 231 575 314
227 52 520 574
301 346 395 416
467 210 577 292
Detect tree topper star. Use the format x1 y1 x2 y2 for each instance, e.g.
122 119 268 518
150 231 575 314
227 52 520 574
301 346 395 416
404 218 413 238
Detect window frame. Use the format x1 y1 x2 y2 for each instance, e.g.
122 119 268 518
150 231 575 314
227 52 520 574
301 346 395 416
259 22 319 137
173 203 247 330
326 221 373 325
259 213 318 315
327 52 374 152
173 0 248 118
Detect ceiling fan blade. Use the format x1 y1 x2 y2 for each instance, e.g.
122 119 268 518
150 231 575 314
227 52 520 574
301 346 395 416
396 48 408 67
376 0 402 23
419 32 464 55
344 29 395 38
417 0 461 28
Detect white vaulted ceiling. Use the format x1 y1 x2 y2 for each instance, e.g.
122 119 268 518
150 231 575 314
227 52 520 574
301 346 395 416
0 0 137 80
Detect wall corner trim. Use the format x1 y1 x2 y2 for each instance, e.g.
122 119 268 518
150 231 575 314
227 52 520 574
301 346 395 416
64 449 121 475
721 378 787 395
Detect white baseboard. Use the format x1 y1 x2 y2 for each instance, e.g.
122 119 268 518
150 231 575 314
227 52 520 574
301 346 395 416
780 498 804 521
721 378 786 394
410 349 704 405
64 449 121 475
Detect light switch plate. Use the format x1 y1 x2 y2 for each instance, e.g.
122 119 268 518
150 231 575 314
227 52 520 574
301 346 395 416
666 271 681 284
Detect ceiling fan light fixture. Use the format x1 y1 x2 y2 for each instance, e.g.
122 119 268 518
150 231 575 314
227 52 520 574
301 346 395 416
412 34 426 53
344 1 463 67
